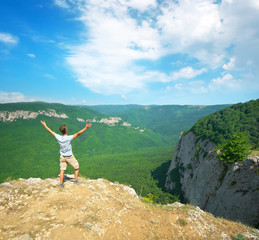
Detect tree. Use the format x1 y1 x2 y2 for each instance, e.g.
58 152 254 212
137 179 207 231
217 132 251 163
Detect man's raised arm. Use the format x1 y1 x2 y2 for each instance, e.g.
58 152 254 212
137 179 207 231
41 121 56 136
73 123 92 139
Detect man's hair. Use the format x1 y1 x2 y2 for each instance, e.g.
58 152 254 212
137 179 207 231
59 124 67 135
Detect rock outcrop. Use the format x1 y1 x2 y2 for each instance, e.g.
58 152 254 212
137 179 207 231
0 109 144 131
1 177 258 240
0 110 68 122
165 131 259 227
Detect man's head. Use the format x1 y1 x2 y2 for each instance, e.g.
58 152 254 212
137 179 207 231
59 124 67 135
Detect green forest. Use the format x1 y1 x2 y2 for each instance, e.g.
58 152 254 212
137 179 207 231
1 100 256 203
90 104 230 146
0 102 173 203
190 99 259 149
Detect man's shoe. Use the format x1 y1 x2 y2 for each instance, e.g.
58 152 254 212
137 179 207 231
74 180 81 185
60 183 64 188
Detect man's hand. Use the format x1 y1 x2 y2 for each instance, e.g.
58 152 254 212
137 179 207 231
73 123 92 139
41 120 47 127
41 120 55 136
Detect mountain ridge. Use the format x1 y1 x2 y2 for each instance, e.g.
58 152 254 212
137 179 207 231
109 104 231 140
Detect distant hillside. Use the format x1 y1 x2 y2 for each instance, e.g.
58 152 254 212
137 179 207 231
0 101 237 203
0 102 166 156
190 99 259 148
88 104 142 115
111 104 230 144
0 102 174 201
0 101 103 119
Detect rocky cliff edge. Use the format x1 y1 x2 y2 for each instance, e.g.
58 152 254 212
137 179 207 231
1 177 259 240
165 131 259 228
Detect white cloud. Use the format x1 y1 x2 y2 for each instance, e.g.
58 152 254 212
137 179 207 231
158 0 259 71
209 73 241 90
65 0 163 94
0 32 19 45
121 94 127 100
171 67 207 81
0 91 34 103
121 0 157 11
27 53 36 58
219 0 259 72
223 57 236 71
174 84 183 90
0 91 75 105
55 0 259 96
173 81 208 94
171 73 243 95
157 0 224 68
54 0 69 8
188 81 208 94
251 0 259 9
157 0 221 45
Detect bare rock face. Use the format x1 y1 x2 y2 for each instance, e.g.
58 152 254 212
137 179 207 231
165 131 259 227
1 177 258 239
0 110 68 122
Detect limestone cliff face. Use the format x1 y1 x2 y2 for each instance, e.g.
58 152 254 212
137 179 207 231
165 131 259 227
0 110 69 122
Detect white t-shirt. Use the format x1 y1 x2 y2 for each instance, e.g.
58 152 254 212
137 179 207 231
55 134 74 156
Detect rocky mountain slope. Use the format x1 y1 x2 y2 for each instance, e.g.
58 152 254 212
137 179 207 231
165 100 259 227
1 177 258 240
165 131 259 227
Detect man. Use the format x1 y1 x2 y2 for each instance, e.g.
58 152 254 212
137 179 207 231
41 121 92 188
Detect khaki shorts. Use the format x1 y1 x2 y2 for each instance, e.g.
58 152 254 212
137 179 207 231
60 155 79 171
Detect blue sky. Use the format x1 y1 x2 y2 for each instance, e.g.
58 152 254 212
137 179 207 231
0 0 258 105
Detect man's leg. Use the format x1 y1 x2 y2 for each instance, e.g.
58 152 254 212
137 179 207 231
74 168 79 181
59 156 67 188
60 170 65 184
67 155 80 183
